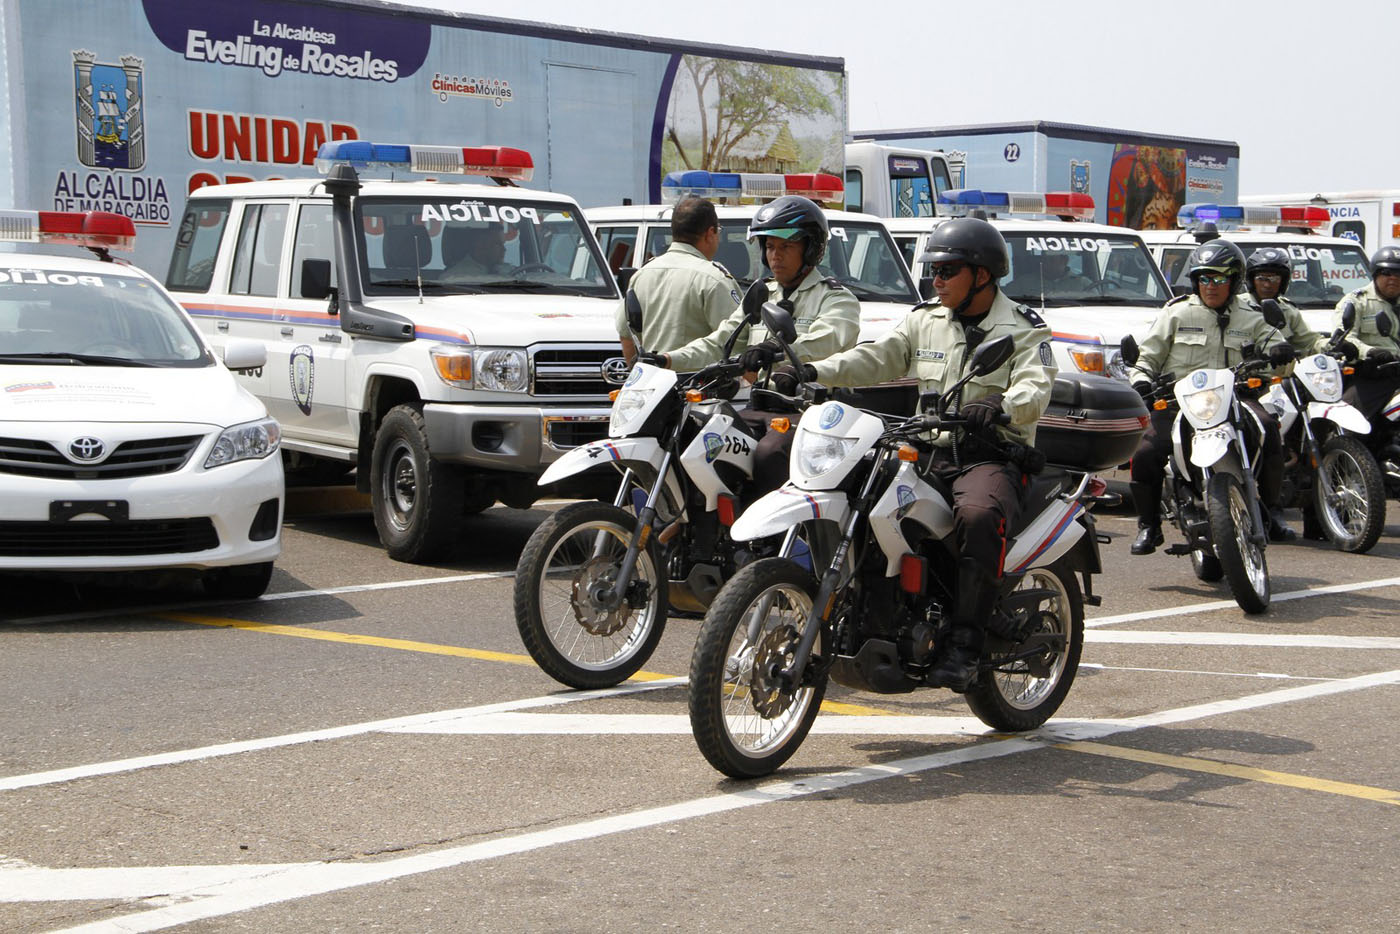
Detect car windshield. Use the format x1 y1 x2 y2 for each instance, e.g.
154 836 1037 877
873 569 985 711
1002 232 1171 307
709 219 918 302
359 197 617 298
1239 241 1371 309
0 267 211 366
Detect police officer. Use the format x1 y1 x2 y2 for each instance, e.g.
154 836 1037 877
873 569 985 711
647 195 860 493
1127 239 1298 555
781 217 1056 691
1333 245 1400 454
1244 247 1327 359
617 196 741 364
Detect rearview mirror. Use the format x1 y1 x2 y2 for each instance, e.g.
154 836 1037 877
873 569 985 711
1120 334 1140 367
760 301 798 344
918 274 935 301
1340 300 1356 333
741 278 768 324
625 290 643 337
615 266 637 293
300 259 333 300
1260 298 1286 330
968 334 1014 376
222 338 267 373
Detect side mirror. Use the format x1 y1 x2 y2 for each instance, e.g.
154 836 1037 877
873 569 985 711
1241 340 1258 360
222 338 267 372
300 258 333 300
741 278 768 324
1260 298 1286 330
1120 334 1140 367
1340 300 1356 333
760 301 798 344
918 274 935 301
968 334 1014 376
1378 312 1394 338
624 290 644 337
615 266 637 293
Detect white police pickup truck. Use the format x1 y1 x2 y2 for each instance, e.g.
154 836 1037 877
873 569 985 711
165 141 625 563
883 190 1172 381
1 210 283 598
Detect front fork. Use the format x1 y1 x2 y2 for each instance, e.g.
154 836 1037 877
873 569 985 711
595 453 674 610
1229 399 1268 548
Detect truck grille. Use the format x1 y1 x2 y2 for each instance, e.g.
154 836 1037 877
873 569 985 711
0 518 219 556
532 345 625 397
547 420 611 449
0 435 203 480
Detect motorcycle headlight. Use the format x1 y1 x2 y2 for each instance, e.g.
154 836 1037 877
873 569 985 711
474 349 528 392
795 431 858 479
1301 367 1341 402
610 388 654 434
1181 386 1225 423
205 417 281 468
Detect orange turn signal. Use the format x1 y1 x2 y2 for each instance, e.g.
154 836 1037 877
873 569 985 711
769 417 791 433
1246 377 1262 389
1153 399 1168 411
1343 366 1355 375
609 390 620 401
897 443 919 463
685 390 705 402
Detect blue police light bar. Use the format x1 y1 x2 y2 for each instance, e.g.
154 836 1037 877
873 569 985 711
661 171 743 203
660 170 843 205
1178 202 1305 231
314 141 534 181
937 189 1093 219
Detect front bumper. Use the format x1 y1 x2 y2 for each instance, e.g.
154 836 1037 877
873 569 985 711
423 404 612 473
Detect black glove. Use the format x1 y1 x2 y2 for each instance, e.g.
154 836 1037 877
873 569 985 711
961 393 1004 434
1365 348 1396 365
635 351 667 368
1335 339 1359 362
1266 342 1296 366
737 339 782 374
1132 380 1154 401
770 362 816 395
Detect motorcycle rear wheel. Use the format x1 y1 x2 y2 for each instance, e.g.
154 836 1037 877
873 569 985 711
1314 436 1385 554
688 558 825 779
1206 472 1270 614
965 558 1084 732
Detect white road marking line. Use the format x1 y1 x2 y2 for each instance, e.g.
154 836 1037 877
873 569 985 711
0 861 320 902
1079 663 1337 681
1085 631 1400 649
385 713 993 736
1083 576 1400 628
0 679 684 793
14 668 1400 932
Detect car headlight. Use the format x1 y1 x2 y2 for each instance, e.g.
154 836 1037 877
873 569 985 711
610 388 653 434
475 349 528 392
1301 367 1341 402
1181 386 1225 423
795 431 858 478
1106 350 1128 380
205 417 280 468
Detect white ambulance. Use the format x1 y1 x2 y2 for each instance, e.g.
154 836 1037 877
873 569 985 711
882 190 1170 381
164 141 625 563
1241 191 1400 254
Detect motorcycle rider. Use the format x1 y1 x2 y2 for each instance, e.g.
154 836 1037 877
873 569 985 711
1244 247 1328 359
1333 245 1400 460
643 195 860 493
1127 239 1299 555
778 217 1057 691
617 195 741 364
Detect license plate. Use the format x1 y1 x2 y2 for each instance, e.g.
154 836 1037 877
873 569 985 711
50 500 129 522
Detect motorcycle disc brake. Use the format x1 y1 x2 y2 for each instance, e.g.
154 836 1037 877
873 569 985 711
749 624 801 719
569 556 632 637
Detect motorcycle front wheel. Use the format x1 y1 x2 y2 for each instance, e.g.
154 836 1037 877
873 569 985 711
965 558 1084 732
688 558 826 779
1206 472 1270 614
513 501 668 689
1314 436 1385 554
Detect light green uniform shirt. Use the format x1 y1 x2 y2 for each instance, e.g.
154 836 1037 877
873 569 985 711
1127 293 1294 385
666 266 860 371
809 289 1057 447
614 242 740 354
1333 282 1400 357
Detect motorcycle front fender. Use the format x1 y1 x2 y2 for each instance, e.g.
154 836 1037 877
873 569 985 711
730 484 849 543
1308 400 1371 434
1189 424 1235 469
539 436 664 486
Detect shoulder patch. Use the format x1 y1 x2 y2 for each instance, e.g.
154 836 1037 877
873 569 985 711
1016 305 1048 329
1037 341 1054 366
712 260 738 280
1166 293 1190 306
821 276 849 291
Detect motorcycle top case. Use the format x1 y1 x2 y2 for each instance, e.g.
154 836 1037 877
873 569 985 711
1035 374 1150 471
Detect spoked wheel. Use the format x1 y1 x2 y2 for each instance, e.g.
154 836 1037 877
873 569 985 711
688 558 825 779
513 501 667 689
965 558 1084 732
1206 472 1270 614
1314 436 1385 554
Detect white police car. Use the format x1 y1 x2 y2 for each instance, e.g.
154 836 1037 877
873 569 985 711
0 210 283 598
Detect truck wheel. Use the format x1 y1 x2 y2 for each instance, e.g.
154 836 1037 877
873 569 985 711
371 404 465 563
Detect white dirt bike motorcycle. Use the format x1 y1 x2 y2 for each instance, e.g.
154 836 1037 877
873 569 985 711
515 283 796 689
1261 309 1383 553
1334 300 1400 500
688 329 1123 779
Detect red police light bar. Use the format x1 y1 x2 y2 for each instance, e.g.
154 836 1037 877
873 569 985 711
0 210 137 251
1277 205 1329 229
315 141 534 181
1044 191 1096 220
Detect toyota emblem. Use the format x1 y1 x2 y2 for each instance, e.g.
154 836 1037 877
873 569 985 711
68 437 106 462
601 357 631 386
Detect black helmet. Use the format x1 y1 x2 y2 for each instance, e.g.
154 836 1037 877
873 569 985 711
918 217 1010 279
748 195 829 269
1186 238 1246 292
1246 246 1293 296
1371 245 1400 278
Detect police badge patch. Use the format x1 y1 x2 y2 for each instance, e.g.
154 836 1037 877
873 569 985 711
1038 342 1053 366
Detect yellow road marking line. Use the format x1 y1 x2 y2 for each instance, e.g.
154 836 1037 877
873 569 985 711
1057 740 1400 807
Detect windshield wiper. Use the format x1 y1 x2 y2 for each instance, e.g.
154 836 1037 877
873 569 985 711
0 352 155 367
373 279 484 295
480 279 548 289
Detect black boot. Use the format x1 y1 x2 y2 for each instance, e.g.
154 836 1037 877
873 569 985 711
1129 482 1164 555
1264 507 1297 543
927 558 996 692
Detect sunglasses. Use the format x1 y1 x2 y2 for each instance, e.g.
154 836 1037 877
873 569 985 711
1197 274 1231 286
1377 269 1400 279
930 262 967 281
1251 273 1283 283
